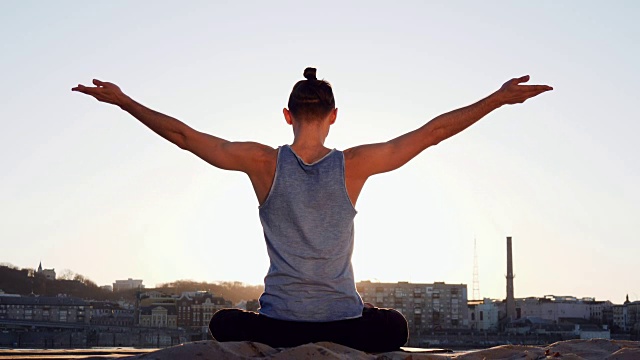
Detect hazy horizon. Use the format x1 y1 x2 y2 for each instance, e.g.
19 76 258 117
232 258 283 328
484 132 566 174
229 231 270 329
2 257 637 303
2 1 639 305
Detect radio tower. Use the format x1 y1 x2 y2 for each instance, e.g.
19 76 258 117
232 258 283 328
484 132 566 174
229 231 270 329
472 238 480 300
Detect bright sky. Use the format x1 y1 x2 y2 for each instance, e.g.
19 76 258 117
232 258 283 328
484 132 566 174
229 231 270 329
1 1 638 304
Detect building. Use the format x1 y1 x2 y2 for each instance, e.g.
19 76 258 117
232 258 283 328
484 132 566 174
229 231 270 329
627 300 640 333
613 304 629 332
585 299 613 325
138 305 177 328
246 299 260 312
176 291 231 330
90 301 135 327
0 295 89 324
579 324 611 340
0 290 20 298
504 316 610 339
468 298 500 331
100 285 113 292
113 278 144 292
612 295 632 332
514 296 587 322
512 295 611 324
357 281 469 341
36 262 56 280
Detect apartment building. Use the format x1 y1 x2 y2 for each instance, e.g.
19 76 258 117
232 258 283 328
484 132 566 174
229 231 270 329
357 281 469 338
176 291 231 330
0 295 89 324
627 301 640 332
90 301 135 327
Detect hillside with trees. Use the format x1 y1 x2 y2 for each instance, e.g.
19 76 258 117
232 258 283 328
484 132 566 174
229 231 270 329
0 264 263 304
0 264 135 301
157 280 263 304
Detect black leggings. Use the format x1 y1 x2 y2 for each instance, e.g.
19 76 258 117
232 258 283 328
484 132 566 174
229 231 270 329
209 307 409 353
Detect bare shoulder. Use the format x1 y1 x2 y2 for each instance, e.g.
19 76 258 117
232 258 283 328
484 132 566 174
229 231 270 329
246 142 278 162
343 142 392 160
343 144 373 183
343 144 388 205
228 141 278 168
344 142 392 165
342 144 370 164
239 142 278 204
187 135 278 173
343 142 394 178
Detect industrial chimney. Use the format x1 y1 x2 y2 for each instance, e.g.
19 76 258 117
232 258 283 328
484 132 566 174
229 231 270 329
505 236 516 322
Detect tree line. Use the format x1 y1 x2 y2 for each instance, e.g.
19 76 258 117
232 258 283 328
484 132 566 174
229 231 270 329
0 264 263 304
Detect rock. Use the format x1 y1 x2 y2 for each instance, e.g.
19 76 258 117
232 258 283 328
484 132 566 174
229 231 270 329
5 339 640 359
122 339 640 360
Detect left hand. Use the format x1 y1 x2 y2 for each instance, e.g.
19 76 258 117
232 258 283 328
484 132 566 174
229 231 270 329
72 79 130 108
493 75 553 106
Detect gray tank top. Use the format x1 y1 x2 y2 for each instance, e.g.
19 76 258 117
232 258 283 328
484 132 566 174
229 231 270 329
258 145 364 321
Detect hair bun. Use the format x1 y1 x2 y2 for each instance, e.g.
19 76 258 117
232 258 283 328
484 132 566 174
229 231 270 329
303 67 317 81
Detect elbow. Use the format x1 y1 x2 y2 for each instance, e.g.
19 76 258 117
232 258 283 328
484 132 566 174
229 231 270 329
430 135 443 147
424 129 445 148
421 121 445 148
174 132 189 150
176 142 188 151
176 128 195 151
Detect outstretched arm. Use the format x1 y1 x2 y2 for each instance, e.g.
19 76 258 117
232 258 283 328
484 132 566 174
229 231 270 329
72 79 273 173
344 76 553 181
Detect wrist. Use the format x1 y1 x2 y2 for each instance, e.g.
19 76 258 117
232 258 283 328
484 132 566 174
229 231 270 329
485 91 505 109
117 94 134 111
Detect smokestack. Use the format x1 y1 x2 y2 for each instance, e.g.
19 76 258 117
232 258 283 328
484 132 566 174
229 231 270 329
506 236 516 322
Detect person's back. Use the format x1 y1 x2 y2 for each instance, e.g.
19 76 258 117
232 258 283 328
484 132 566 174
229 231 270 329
258 144 362 321
73 67 551 352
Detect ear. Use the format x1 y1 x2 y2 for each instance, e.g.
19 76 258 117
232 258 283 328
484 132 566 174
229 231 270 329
328 108 338 125
283 108 293 125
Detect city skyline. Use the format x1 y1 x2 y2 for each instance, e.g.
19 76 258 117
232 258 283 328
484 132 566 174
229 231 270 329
1 2 639 303
5 274 637 349
1 258 635 306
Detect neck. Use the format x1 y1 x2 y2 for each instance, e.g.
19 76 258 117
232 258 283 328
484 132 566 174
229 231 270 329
291 122 329 150
289 123 333 164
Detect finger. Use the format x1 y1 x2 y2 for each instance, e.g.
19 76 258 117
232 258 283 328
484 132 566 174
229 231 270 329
72 84 88 92
524 85 553 92
523 88 553 100
75 87 101 97
513 75 530 84
92 79 105 87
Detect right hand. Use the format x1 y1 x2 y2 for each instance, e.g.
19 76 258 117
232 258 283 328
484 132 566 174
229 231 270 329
72 79 129 107
492 75 553 106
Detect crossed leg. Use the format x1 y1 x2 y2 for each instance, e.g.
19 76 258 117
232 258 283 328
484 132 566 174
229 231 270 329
209 306 408 353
